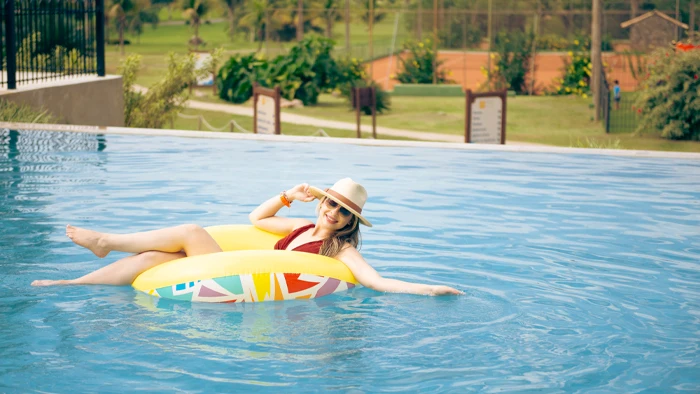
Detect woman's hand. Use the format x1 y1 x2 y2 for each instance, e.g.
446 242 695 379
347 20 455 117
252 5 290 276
428 285 465 296
286 183 316 203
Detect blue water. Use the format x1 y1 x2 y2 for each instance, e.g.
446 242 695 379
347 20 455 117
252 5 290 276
1 129 699 392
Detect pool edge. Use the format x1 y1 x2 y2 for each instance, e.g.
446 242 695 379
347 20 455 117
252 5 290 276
2 121 699 160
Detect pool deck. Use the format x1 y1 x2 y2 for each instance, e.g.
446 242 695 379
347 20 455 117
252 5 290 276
2 121 699 160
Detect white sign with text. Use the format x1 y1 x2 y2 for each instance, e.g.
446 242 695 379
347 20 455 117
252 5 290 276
470 97 503 144
256 95 277 134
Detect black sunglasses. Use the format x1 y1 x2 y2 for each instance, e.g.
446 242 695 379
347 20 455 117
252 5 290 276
324 198 352 217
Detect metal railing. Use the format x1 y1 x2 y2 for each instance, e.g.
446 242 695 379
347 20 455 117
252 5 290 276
1 0 105 89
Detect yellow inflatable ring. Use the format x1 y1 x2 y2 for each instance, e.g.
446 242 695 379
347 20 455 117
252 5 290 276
132 225 359 303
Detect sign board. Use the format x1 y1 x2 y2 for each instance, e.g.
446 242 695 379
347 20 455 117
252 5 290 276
253 85 281 135
192 51 214 87
465 90 507 144
353 86 377 139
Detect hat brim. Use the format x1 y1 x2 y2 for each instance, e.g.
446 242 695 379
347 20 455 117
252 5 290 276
308 186 372 227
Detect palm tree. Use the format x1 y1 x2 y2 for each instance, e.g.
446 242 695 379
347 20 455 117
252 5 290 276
182 0 209 48
317 0 341 38
240 0 267 51
221 0 245 40
109 0 139 55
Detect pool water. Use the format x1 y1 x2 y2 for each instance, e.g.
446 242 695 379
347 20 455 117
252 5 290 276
1 129 699 392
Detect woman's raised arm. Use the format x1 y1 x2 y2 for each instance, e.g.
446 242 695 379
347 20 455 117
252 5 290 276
249 183 316 234
336 246 464 296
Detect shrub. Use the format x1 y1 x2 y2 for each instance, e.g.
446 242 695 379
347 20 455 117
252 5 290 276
485 30 535 94
396 39 451 84
633 44 700 140
0 99 55 123
217 53 268 104
264 35 339 105
548 38 591 98
121 53 208 128
339 80 391 115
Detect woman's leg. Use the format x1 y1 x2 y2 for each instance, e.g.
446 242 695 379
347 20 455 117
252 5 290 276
31 250 186 287
66 223 222 258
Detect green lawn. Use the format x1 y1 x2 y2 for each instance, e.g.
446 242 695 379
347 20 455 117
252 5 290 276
280 94 700 152
106 19 405 87
172 108 412 140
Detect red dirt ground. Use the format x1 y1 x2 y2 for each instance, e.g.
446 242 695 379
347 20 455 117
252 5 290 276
369 51 640 94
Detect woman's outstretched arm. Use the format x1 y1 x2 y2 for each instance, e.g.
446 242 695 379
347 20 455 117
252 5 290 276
249 183 316 234
336 246 464 296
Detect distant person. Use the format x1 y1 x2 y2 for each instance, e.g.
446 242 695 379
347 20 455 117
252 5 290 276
613 80 621 110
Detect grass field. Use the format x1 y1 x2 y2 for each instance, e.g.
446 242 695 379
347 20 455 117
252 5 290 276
172 107 412 140
185 92 700 152
106 18 403 86
104 20 699 152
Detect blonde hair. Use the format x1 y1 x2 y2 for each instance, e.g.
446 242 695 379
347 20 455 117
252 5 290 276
317 197 362 258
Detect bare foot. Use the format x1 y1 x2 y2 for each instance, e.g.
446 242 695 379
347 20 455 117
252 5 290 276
31 279 74 286
66 225 110 258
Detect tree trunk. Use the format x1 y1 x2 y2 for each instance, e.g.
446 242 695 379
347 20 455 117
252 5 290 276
105 13 110 44
690 0 695 36
345 0 350 51
119 19 125 55
631 0 638 18
194 20 200 49
228 5 236 40
471 0 477 25
592 0 601 122
297 0 304 41
417 0 422 40
326 14 333 38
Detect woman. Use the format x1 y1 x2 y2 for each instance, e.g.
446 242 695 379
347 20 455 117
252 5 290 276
32 178 462 296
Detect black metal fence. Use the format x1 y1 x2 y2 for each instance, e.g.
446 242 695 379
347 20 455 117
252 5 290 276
1 0 105 89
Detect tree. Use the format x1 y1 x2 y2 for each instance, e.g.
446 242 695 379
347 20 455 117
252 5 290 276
221 0 245 40
317 0 342 38
182 0 209 48
109 0 145 55
240 0 267 50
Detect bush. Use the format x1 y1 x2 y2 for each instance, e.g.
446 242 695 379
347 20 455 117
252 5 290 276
121 52 210 128
551 38 592 98
262 35 340 105
439 22 483 49
0 99 55 123
396 39 451 84
633 44 700 140
485 30 535 94
217 53 268 104
339 80 391 115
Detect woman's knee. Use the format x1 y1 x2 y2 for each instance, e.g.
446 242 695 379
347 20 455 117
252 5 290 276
178 223 206 236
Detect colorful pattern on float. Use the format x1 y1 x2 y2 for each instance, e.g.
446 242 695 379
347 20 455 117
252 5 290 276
146 273 355 303
131 225 360 303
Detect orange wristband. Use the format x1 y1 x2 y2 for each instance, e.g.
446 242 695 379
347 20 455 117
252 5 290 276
280 191 291 208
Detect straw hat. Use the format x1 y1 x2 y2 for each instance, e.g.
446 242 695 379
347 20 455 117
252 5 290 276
309 178 372 227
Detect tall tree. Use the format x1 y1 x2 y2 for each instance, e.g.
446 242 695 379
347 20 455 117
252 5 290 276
182 0 209 48
221 0 245 40
109 0 141 55
317 0 342 38
240 0 267 50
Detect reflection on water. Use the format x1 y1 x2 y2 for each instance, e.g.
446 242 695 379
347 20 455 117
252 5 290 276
1 129 699 392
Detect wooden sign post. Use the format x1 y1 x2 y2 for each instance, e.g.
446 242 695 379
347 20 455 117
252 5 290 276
253 84 281 135
353 86 377 139
465 89 507 144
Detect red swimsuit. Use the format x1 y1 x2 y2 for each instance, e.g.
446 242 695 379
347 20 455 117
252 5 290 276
273 224 323 254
